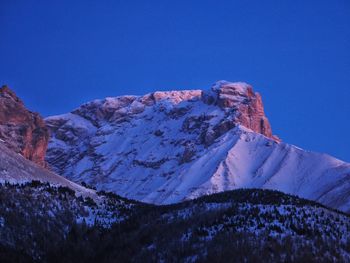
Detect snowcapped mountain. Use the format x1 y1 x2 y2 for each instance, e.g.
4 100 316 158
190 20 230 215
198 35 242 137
0 82 349 262
45 81 350 212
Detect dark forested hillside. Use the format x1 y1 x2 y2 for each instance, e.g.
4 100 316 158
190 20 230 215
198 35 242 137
0 183 349 263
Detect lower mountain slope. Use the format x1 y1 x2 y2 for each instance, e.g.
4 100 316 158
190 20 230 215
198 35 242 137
0 142 94 197
0 184 349 262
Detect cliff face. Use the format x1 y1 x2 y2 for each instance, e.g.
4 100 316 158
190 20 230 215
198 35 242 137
202 81 278 140
0 85 49 167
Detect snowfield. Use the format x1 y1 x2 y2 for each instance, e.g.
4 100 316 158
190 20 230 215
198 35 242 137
0 142 95 198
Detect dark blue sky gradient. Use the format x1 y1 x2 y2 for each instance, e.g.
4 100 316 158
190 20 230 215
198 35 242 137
1 0 349 161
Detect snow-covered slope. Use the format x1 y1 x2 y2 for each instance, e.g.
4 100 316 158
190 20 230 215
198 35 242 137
0 141 95 197
45 81 350 212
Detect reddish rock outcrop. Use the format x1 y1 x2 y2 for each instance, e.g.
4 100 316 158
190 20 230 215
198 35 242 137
236 91 274 139
203 81 279 141
0 85 49 167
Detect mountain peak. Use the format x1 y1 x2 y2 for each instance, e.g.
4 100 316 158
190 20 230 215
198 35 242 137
202 81 277 140
68 81 278 140
212 80 252 94
0 85 23 104
205 80 256 107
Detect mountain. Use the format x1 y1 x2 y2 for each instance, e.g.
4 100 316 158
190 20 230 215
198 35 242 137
0 185 349 262
0 83 349 262
45 81 350 212
0 85 49 167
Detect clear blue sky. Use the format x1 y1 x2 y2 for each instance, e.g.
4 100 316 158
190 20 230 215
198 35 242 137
1 0 349 162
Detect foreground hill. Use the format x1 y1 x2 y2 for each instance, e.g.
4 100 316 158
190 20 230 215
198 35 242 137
0 182 141 262
0 184 349 262
46 81 350 212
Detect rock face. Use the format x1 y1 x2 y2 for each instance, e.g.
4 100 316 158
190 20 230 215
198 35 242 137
203 81 278 140
0 85 49 167
45 81 350 212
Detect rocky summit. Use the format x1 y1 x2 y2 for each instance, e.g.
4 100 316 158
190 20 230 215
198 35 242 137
203 81 278 141
44 81 350 212
0 86 49 167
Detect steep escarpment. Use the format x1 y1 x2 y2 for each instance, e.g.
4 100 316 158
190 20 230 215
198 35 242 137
202 81 278 140
0 85 49 167
45 81 350 212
